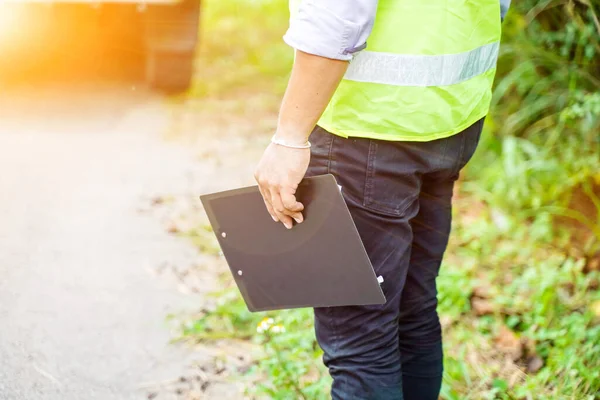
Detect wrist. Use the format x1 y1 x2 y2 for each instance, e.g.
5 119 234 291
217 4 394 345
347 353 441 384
271 134 311 149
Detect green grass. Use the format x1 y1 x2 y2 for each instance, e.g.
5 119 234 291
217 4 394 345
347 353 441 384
182 197 600 399
178 1 600 398
438 197 600 399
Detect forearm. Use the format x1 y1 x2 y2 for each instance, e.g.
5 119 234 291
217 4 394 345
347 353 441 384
275 50 348 144
255 1 374 228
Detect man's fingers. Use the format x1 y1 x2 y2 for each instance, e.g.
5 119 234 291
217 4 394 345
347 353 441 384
257 174 304 227
258 185 278 222
270 189 294 229
280 190 304 223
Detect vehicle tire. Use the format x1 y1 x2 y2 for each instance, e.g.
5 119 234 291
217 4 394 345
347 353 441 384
143 0 200 93
146 50 194 93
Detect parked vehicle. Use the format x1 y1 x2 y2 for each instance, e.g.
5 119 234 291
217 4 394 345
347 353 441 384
0 0 201 92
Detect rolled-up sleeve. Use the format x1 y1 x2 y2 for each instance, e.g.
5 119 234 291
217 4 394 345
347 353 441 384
283 0 378 61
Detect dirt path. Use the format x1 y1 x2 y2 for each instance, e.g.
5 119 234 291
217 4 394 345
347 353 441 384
0 83 254 400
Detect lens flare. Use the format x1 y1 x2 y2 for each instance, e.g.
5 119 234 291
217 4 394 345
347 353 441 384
0 4 26 45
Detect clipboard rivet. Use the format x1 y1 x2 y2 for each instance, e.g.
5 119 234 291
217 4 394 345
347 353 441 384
221 232 227 238
237 270 243 276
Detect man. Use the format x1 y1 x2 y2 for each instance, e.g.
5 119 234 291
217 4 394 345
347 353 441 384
254 1 511 399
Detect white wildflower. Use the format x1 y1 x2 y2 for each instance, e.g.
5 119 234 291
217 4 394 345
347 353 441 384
256 317 274 333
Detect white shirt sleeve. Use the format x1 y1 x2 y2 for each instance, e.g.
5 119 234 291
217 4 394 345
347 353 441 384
283 0 509 61
500 0 511 20
283 0 379 61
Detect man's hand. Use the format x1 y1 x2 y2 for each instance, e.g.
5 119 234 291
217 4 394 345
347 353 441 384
254 50 347 228
254 143 310 229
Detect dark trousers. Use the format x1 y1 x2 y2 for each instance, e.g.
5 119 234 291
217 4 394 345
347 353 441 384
306 120 483 400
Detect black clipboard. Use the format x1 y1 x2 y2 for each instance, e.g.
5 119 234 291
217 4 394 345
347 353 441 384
200 174 386 312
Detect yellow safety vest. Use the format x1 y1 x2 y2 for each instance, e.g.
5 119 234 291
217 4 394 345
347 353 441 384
292 0 502 142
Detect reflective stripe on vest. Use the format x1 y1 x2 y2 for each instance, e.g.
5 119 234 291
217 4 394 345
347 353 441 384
345 41 500 87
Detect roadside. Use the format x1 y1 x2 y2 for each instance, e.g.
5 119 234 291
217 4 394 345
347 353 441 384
144 92 279 400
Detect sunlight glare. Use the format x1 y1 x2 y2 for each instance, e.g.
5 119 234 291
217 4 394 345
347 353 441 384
0 4 25 41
